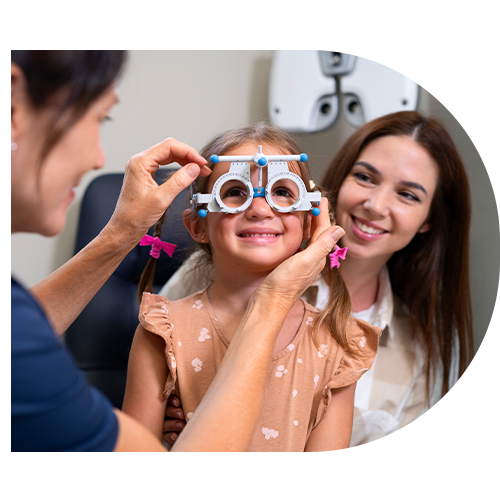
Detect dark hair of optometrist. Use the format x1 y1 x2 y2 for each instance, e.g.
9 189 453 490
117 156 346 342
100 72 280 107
321 110 474 401
11 50 127 165
138 122 354 353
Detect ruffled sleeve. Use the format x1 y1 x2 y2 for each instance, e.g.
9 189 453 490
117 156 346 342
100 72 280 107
330 318 380 388
138 292 177 399
315 318 381 426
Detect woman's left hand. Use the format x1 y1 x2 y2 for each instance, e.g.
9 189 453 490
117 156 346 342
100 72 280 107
106 137 211 245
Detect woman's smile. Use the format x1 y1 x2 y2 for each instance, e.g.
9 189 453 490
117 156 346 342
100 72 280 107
350 215 388 241
336 135 438 262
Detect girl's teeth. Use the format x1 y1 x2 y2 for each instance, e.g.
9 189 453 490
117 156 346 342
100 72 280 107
354 219 384 235
241 234 277 238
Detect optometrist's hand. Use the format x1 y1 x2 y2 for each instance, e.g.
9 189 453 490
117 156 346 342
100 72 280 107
256 197 344 311
106 137 211 247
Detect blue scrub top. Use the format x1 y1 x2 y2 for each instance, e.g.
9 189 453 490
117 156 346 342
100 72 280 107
11 277 118 452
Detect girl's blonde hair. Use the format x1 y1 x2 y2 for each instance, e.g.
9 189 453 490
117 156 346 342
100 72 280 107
139 122 353 351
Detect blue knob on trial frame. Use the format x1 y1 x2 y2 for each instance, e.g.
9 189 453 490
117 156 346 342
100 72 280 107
198 209 208 218
311 207 320 216
210 155 219 164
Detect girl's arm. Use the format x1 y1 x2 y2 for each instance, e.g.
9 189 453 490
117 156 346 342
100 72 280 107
170 205 345 452
122 325 169 440
123 199 345 452
304 383 356 452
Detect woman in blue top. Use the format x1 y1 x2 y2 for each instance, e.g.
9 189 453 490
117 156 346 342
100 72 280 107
11 50 343 452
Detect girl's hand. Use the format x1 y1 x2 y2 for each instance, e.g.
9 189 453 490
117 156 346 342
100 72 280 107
106 137 211 246
256 198 344 310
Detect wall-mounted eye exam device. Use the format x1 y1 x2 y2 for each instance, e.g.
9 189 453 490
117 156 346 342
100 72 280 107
190 145 321 218
269 50 419 132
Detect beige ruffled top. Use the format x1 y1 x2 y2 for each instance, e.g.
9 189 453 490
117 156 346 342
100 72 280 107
139 288 380 452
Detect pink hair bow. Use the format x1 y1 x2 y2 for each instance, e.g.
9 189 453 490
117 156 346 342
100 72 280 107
140 235 177 259
329 245 348 269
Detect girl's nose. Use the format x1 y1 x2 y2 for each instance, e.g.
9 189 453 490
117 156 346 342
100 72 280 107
245 195 274 219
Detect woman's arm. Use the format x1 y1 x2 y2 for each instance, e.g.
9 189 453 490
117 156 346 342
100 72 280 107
122 325 169 440
304 383 356 452
112 410 166 452
29 138 209 336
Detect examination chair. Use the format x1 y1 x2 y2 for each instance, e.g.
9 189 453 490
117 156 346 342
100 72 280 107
65 170 193 409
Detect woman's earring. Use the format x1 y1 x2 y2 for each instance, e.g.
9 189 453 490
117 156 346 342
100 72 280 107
200 236 207 243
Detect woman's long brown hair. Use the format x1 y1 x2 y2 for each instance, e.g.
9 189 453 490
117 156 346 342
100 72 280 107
321 111 474 401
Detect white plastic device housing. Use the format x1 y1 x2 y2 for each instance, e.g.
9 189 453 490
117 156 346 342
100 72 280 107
268 51 419 132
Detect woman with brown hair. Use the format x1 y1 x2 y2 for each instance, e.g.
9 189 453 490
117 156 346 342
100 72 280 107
11 51 341 452
161 112 474 447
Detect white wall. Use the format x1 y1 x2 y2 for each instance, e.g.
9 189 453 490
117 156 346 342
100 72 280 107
11 50 499 352
10 50 355 287
12 50 274 288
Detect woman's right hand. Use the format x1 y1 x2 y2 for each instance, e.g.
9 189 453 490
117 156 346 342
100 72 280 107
105 137 211 248
162 394 186 445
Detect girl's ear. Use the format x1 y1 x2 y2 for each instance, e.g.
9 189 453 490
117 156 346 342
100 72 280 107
417 221 431 234
302 212 313 242
183 208 210 243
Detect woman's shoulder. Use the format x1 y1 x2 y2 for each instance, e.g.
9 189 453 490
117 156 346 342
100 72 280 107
12 277 56 347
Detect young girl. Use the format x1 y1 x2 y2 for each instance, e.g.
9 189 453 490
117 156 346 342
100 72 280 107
122 123 381 451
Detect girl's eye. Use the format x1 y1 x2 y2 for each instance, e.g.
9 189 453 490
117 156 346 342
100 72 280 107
274 188 292 197
223 188 245 198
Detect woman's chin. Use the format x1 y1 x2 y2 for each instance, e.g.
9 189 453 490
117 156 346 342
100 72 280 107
39 212 67 237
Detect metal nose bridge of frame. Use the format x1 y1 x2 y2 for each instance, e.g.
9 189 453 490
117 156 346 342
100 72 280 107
190 145 321 217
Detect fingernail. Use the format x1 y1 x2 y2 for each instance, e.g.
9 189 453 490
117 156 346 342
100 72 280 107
175 422 185 430
186 164 200 178
171 434 177 441
175 410 184 419
331 227 345 240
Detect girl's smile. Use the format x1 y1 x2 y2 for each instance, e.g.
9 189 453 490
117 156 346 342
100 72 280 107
186 141 309 276
237 226 283 245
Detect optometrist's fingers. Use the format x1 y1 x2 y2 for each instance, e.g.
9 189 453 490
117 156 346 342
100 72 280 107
107 139 211 245
130 137 210 176
308 198 332 245
258 221 345 310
